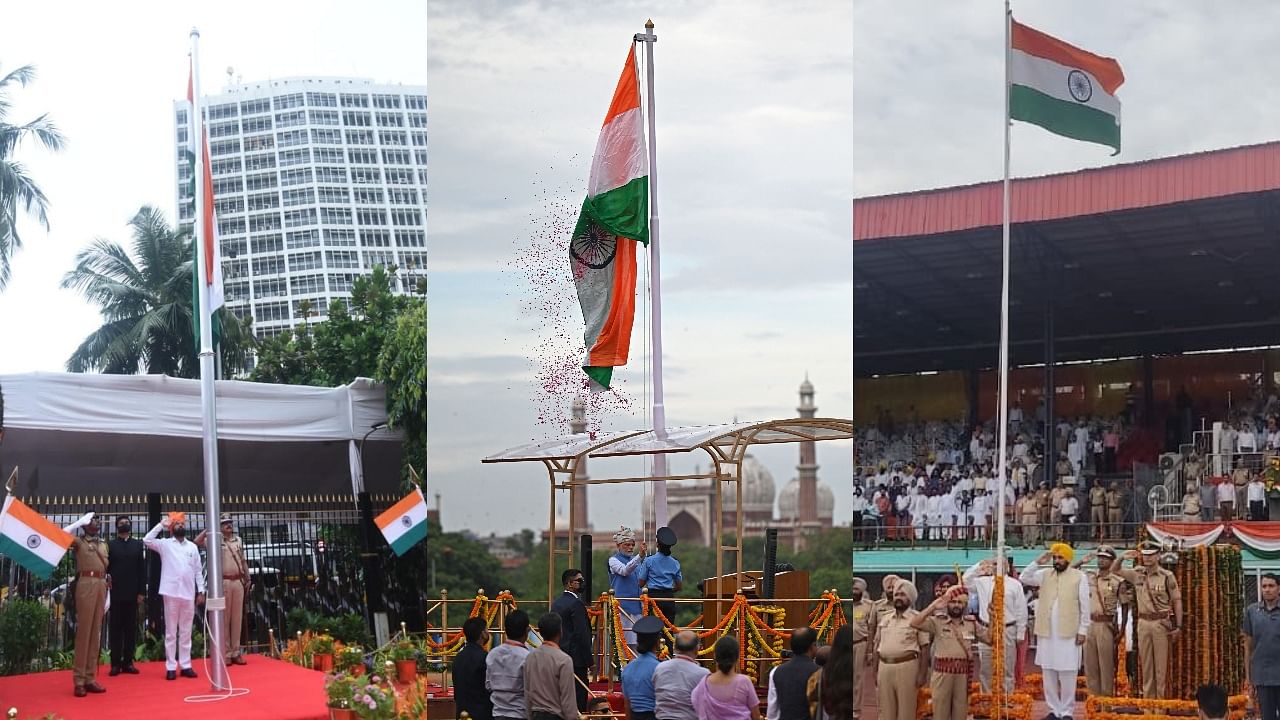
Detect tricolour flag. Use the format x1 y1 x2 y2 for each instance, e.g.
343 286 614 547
1010 20 1125 155
0 496 74 579
185 64 225 351
570 45 649 391
375 487 427 556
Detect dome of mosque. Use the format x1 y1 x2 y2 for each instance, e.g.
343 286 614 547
720 454 776 514
777 477 836 521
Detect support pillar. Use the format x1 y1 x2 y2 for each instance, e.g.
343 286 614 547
1143 355 1155 429
358 492 386 637
1044 298 1056 485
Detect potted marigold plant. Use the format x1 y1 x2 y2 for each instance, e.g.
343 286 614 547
313 634 336 672
336 645 365 676
389 640 418 684
324 671 360 720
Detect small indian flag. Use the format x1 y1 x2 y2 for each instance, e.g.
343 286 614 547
0 496 74 579
375 487 427 557
1010 19 1124 154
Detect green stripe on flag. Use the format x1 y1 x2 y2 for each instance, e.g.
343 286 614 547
584 176 649 245
0 534 58 579
1010 84 1121 154
389 522 426 557
191 236 222 353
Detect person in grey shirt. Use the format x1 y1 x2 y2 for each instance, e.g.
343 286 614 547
1245 573 1280 720
653 630 711 720
487 610 532 720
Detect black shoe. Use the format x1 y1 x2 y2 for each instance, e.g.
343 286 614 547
180 668 198 679
123 665 139 674
166 671 176 681
109 666 120 677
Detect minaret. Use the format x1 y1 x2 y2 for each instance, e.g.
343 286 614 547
797 374 819 526
569 393 591 531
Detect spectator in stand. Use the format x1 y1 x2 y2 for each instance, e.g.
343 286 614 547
1200 477 1218 522
454 616 495 720
852 487 868 549
1249 473 1269 521
1218 476 1237 522
1235 462 1253 516
1267 416 1280 455
1182 484 1202 521
1104 426 1121 474
1240 421 1259 455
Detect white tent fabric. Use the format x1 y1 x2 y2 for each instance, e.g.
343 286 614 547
0 372 399 443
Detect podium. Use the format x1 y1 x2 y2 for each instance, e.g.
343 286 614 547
701 569 811 684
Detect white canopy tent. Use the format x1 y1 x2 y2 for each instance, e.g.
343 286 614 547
0 373 403 497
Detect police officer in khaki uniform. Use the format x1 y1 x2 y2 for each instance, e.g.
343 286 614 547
851 577 875 718
62 511 109 697
196 513 251 664
1049 484 1068 540
1119 541 1183 699
874 580 928 720
1036 482 1052 527
1090 481 1108 541
873 574 901 624
1106 483 1123 540
1019 492 1041 548
1075 545 1124 696
911 586 986 720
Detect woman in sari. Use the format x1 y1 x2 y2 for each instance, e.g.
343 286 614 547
691 635 761 720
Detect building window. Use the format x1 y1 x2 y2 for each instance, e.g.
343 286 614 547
314 147 345 164
283 208 317 228
249 213 282 233
363 251 396 269
208 103 239 120
354 188 384 204
274 110 306 128
286 229 320 249
372 94 402 109
348 149 378 165
325 250 360 268
279 148 311 167
288 251 322 272
345 129 375 145
240 98 271 115
276 129 308 147
357 209 387 226
391 209 423 226
280 168 314 186
308 109 340 126
290 273 326 295
306 92 338 107
282 188 315 207
211 157 242 176
359 229 391 247
394 230 425 247
242 116 273 134
212 177 243 195
378 131 407 146
405 95 427 110
340 93 369 108
381 149 412 165
315 166 348 183
329 274 357 293
375 112 404 128
408 113 426 128
291 299 327 318
218 217 247 235
318 186 350 204
176 109 189 125
253 300 290 322
324 228 357 246
221 240 248 261
273 93 304 110
214 197 245 215
254 278 287 298
388 188 418 205
251 233 284 254
411 131 427 147
385 168 415 185
252 256 286 277
176 128 189 144
209 139 241 157
247 192 279 212
417 170 427 186
342 111 372 127
413 150 427 166
245 173 278 191
352 167 382 185
209 121 240 138
310 128 343 145
320 207 353 225
225 280 251 301
245 153 276 171
243 134 275 152
399 251 426 270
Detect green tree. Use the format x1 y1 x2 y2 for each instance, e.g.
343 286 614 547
425 518 505 603
0 64 64 291
60 206 250 377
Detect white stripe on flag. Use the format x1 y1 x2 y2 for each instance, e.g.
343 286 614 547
380 499 427 546
0 510 70 569
1011 49 1121 119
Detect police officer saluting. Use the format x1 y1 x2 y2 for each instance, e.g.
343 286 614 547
61 511 109 697
107 514 145 676
643 527 682 624
196 513 251 665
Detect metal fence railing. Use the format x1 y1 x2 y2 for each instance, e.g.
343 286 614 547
0 493 426 668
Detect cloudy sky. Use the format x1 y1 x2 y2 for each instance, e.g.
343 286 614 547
855 1 1280 198
428 0 853 537
0 0 426 372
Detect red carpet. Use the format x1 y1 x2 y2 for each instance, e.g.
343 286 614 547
0 657 328 720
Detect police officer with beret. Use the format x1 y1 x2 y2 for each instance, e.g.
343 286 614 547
643 527 682 624
621 616 665 720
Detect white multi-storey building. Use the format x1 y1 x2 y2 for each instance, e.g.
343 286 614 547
174 77 426 340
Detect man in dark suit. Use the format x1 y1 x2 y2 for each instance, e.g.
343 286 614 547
551 568 592 712
107 514 146 676
453 616 494 720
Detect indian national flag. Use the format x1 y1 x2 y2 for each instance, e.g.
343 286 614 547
375 487 427 556
185 64 225 351
1010 20 1124 154
571 44 649 391
0 496 74 579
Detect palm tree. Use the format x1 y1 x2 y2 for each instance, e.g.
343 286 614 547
0 64 64 291
61 206 251 378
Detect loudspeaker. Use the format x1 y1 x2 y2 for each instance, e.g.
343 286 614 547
761 528 779 599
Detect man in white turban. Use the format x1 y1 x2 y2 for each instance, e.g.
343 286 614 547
608 526 647 647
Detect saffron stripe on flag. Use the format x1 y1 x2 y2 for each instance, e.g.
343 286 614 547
1011 20 1124 94
3 498 73 552
601 45 642 127
375 488 425 531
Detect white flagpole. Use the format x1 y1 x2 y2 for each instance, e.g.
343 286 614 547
636 20 668 533
190 27 230 691
996 3 1012 570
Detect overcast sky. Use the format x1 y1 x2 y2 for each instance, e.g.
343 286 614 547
854 1 1280 198
428 0 853 537
0 0 426 373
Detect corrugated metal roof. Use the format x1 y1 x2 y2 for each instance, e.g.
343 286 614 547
854 140 1280 241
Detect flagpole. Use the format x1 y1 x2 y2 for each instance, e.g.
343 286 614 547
190 26 230 691
635 20 668 533
996 1 1012 569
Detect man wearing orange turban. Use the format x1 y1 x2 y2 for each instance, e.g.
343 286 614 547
143 512 205 680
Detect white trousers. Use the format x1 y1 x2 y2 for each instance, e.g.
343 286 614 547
163 595 196 671
1043 668 1077 718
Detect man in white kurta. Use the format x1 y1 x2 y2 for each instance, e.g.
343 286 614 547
1020 544 1090 720
909 487 928 540
963 555 1028 694
143 512 206 679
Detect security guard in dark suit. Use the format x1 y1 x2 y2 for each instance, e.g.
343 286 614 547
551 567 592 712
107 514 146 675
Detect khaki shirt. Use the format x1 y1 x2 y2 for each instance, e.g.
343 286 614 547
876 610 927 658
1122 565 1179 616
73 535 109 574
220 535 249 579
1019 496 1039 520
1090 486 1107 506
1106 489 1122 510
851 599 875 642
918 615 976 661
873 597 894 623
1088 571 1123 617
